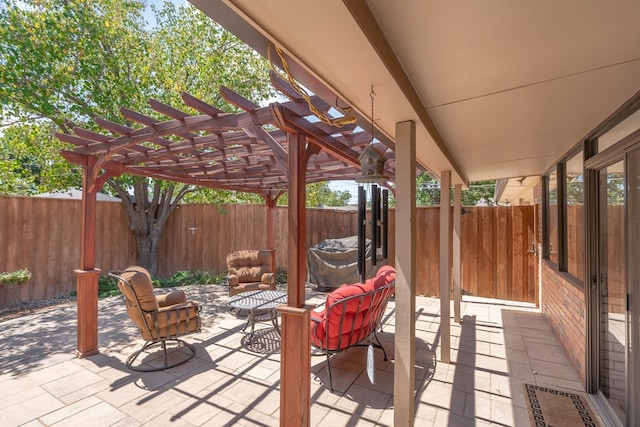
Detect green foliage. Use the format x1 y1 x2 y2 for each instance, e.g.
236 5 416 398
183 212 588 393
163 270 217 287
605 173 624 206
0 268 32 287
96 269 225 299
410 173 497 207
0 0 275 202
276 182 352 207
0 122 81 194
182 188 264 205
415 173 440 206
98 275 121 298
148 3 275 111
184 182 353 208
0 0 150 127
274 270 288 284
566 174 584 205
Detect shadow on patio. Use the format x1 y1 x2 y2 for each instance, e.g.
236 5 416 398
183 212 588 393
0 285 594 426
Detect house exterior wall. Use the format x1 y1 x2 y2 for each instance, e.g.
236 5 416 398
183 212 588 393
540 264 587 384
534 180 587 385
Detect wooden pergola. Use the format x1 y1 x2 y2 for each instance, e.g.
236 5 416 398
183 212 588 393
57 71 396 423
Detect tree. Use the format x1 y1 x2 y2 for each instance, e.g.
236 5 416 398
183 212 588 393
0 121 81 194
277 182 351 207
413 173 496 206
0 0 277 274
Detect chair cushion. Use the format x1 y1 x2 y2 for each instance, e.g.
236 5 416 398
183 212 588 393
156 290 187 307
151 302 201 339
121 266 158 312
154 302 200 329
372 265 396 289
153 318 201 339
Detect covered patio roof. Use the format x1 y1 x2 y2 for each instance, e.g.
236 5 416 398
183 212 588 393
57 72 396 196
191 0 640 185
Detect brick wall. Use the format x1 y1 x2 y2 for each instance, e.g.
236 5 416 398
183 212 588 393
534 180 586 385
540 263 587 384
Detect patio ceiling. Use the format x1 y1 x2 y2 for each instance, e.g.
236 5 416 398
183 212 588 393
56 73 395 195
190 0 640 186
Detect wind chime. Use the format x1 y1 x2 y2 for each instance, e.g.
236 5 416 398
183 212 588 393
356 87 389 283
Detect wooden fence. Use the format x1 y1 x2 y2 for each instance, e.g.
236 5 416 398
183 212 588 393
0 196 537 306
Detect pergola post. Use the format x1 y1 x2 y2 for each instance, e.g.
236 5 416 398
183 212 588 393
393 120 416 426
75 157 101 358
264 191 283 273
277 132 312 426
439 170 452 363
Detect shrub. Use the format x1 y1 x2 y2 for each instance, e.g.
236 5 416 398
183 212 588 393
164 270 217 287
73 269 225 299
98 275 121 297
0 268 32 288
275 270 288 284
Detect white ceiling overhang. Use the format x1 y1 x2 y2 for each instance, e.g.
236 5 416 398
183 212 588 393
190 0 640 185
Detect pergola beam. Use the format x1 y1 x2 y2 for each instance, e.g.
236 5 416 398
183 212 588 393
60 86 395 193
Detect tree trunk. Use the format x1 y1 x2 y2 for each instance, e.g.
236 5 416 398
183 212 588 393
135 230 162 276
107 177 194 277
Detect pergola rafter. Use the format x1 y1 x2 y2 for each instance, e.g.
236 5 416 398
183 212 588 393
58 75 396 195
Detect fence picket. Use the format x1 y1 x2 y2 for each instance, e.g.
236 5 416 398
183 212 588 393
0 196 538 306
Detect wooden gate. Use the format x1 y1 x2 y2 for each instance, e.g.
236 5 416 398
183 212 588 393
411 205 538 304
461 205 537 303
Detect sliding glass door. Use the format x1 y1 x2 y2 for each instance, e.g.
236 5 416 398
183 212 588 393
589 143 640 427
596 159 626 424
625 147 639 427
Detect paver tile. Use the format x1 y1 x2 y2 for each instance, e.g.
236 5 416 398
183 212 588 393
0 288 601 427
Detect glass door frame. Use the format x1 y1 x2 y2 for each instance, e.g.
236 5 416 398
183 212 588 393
585 129 640 427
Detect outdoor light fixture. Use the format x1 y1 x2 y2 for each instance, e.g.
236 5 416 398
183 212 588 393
356 87 389 282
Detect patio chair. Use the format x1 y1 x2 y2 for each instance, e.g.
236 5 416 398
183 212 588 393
226 249 276 296
310 265 396 391
109 266 202 372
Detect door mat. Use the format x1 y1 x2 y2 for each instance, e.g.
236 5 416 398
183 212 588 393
524 384 602 427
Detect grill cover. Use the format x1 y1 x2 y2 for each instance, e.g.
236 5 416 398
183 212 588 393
307 235 382 290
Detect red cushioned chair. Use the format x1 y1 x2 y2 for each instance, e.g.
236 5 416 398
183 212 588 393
310 265 396 391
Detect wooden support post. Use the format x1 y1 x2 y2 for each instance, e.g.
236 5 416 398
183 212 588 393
277 305 312 426
265 193 277 273
393 120 416 426
76 157 100 357
74 268 101 358
279 131 310 426
453 184 462 323
440 170 452 363
286 132 307 308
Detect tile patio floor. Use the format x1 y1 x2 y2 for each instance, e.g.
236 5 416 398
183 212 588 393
0 284 600 426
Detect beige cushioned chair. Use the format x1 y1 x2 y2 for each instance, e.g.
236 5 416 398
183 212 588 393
226 249 276 296
109 266 202 371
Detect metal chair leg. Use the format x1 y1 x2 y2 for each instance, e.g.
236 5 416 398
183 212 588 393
125 339 196 372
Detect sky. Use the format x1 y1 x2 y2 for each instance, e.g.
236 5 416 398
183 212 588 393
142 0 186 27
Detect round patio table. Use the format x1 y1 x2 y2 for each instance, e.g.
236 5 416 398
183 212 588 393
228 290 287 342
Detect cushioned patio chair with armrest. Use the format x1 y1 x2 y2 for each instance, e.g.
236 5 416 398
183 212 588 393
109 266 202 372
310 265 396 391
226 249 276 296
